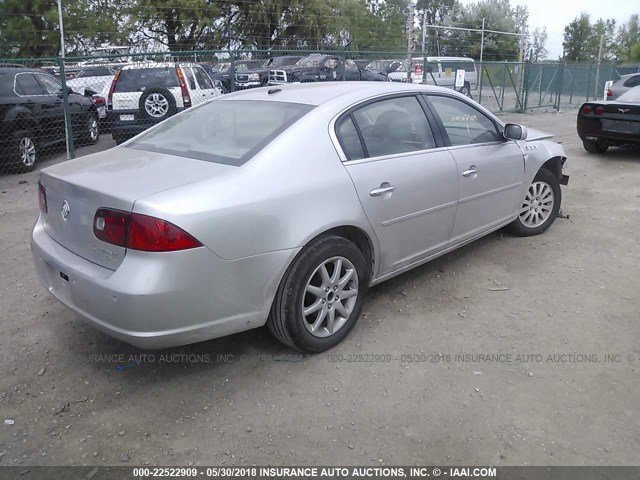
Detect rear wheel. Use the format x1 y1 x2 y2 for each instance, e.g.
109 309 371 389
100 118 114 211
583 140 608 153
508 168 561 237
268 235 369 353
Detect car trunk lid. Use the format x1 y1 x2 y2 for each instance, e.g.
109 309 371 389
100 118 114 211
39 148 230 270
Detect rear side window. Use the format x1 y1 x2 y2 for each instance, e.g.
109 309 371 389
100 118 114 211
114 68 179 92
441 62 475 72
623 75 640 87
193 67 214 89
350 96 436 157
35 74 61 94
183 67 197 89
15 73 45 95
336 116 365 160
128 100 314 166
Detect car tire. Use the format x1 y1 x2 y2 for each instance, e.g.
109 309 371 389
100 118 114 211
138 87 177 121
508 168 561 237
583 140 608 154
267 235 369 353
80 112 100 145
13 129 38 173
460 82 472 98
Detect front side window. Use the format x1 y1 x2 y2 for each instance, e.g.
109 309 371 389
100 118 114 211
350 96 436 158
428 95 501 146
35 74 62 95
15 73 45 95
128 100 314 166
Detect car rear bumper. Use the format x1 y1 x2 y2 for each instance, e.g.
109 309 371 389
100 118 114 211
577 117 640 146
31 216 298 349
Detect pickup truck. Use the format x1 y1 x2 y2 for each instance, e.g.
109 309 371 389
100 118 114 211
268 54 388 85
235 56 302 89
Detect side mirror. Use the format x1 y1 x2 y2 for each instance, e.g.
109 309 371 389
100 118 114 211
503 123 527 141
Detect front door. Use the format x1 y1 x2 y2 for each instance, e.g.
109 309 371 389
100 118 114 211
425 94 525 244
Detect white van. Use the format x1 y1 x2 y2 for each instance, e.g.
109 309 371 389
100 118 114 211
389 56 477 96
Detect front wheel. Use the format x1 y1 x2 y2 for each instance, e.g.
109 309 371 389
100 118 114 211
268 235 369 352
508 168 561 237
14 130 37 173
459 82 472 98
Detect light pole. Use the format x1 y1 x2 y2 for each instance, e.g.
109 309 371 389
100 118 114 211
57 0 75 159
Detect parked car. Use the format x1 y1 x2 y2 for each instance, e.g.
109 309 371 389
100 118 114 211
606 73 640 101
0 67 99 172
198 63 229 93
32 82 568 352
268 54 388 85
365 59 403 75
108 62 222 144
235 56 302 89
390 56 477 97
577 86 640 153
66 66 116 97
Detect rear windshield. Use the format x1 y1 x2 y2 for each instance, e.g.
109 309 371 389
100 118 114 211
127 100 314 166
114 68 179 92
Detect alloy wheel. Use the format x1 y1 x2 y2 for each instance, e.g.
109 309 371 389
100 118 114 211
519 181 554 228
19 136 36 167
302 256 359 338
144 93 169 118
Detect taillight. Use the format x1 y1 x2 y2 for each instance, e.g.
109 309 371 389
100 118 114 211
38 182 47 214
606 88 612 97
107 69 121 109
93 208 202 252
91 95 105 105
581 104 593 115
594 106 604 115
176 67 192 108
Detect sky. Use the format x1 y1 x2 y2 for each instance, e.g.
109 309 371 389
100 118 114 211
459 0 639 59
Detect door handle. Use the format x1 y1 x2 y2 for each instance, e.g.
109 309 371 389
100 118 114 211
462 166 478 177
370 184 395 197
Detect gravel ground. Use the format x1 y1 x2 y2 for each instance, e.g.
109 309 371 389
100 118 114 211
0 111 638 467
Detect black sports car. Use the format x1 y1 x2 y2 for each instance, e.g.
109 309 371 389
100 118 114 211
577 86 640 153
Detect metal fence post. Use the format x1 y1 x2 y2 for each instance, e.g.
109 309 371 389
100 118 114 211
229 51 236 92
555 63 564 111
57 57 75 159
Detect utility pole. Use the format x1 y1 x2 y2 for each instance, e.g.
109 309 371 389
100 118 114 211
594 34 604 100
406 1 415 83
421 10 427 82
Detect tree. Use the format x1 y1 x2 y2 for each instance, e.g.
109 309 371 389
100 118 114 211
528 27 548 62
631 43 640 62
438 0 528 61
616 14 640 62
562 13 593 61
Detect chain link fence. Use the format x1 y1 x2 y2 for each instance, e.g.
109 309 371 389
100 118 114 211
1 49 638 175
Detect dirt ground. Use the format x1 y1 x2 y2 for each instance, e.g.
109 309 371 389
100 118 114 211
0 110 638 468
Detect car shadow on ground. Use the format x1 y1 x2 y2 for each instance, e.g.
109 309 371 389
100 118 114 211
48 228 511 384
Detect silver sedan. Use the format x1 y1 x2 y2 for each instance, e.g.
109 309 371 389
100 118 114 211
31 82 569 352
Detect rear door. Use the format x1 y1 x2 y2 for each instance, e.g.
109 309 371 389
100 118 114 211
337 95 459 276
425 93 524 244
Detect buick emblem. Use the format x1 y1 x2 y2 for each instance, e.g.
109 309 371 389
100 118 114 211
61 200 70 221
618 108 630 113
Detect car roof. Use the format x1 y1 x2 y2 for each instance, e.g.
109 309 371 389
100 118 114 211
0 67 45 74
217 81 460 107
